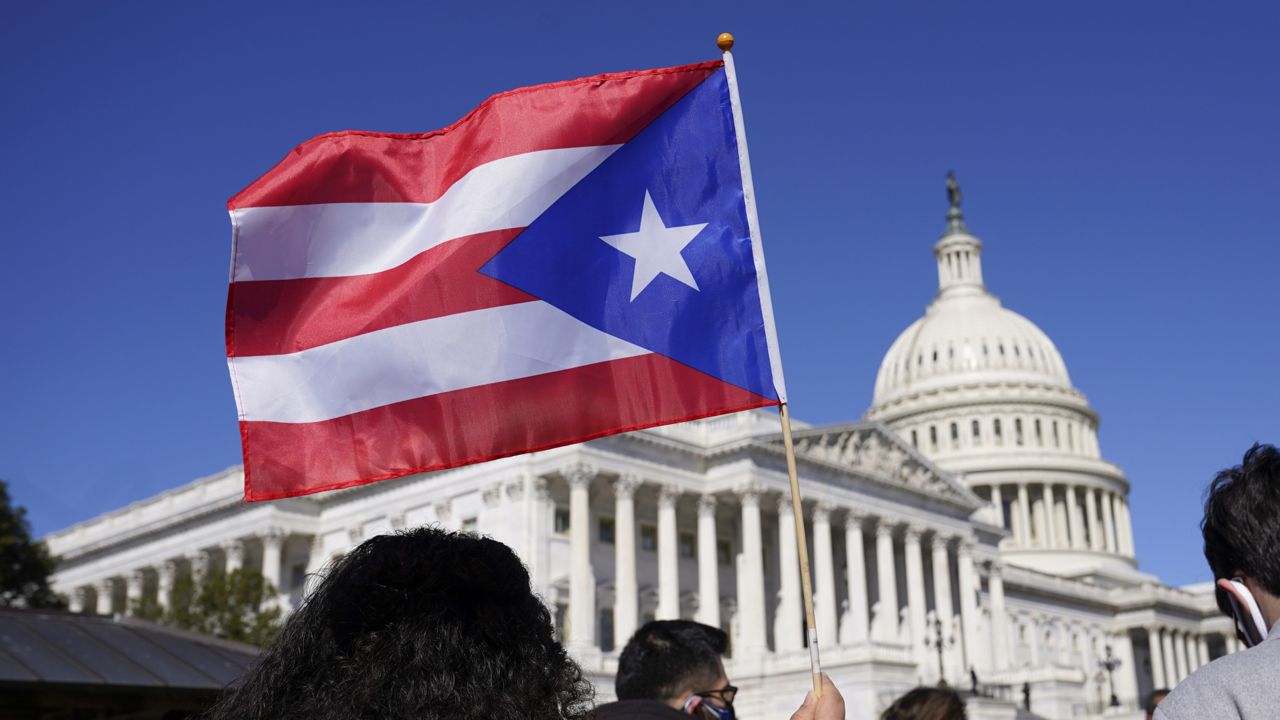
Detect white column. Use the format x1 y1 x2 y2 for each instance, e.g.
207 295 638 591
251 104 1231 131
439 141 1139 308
904 524 927 664
1065 486 1084 549
70 587 88 614
956 539 980 671
224 539 246 574
567 466 596 651
261 529 285 593
1041 485 1058 549
1113 633 1140 706
657 484 680 620
989 563 1009 670
1177 632 1192 681
1017 483 1033 548
842 514 869 645
614 476 640 644
157 560 177 612
813 504 838 650
774 496 802 652
1118 498 1135 556
990 484 1005 531
1226 633 1241 655
737 486 767 653
874 520 899 642
1086 488 1103 550
1197 635 1210 668
1160 628 1177 688
530 476 550 596
1101 491 1118 553
95 578 115 615
190 549 212 581
931 533 956 676
696 494 720 629
1147 627 1167 689
302 536 326 598
126 570 144 614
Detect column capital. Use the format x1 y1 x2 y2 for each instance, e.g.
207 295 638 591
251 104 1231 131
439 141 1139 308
874 517 896 539
127 568 146 585
531 476 550 501
223 538 247 558
812 501 835 523
389 513 407 531
347 526 363 545
957 536 977 556
902 522 926 542
96 577 115 593
434 500 453 522
988 560 1004 578
844 510 871 531
697 493 718 517
736 483 764 506
563 462 597 488
188 549 213 575
505 480 525 501
262 526 288 545
614 474 642 499
159 558 179 579
657 483 681 506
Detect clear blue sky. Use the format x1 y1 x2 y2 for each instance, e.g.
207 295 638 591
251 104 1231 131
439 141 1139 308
2 1 1276 588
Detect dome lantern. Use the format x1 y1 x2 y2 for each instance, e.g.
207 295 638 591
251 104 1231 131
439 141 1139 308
934 171 986 299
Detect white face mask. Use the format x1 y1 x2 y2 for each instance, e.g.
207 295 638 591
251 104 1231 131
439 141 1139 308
1217 578 1268 648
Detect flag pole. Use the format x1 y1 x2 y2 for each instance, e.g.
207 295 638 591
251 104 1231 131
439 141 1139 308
718 32 823 698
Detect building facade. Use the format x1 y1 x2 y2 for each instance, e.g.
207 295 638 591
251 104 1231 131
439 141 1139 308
47 188 1234 719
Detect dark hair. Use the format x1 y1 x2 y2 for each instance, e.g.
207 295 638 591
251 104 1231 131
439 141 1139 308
1202 443 1280 612
880 687 966 720
203 527 592 720
615 620 728 702
1145 688 1170 714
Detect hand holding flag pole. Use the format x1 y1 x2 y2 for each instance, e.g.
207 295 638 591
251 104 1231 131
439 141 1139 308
718 32 824 699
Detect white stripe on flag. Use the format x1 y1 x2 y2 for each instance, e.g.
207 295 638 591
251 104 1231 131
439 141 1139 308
229 301 649 424
230 145 620 282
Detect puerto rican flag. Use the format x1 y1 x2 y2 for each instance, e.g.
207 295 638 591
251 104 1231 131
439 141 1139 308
227 60 786 501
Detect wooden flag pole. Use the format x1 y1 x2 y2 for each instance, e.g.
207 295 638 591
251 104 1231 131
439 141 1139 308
780 402 824 697
718 31 823 698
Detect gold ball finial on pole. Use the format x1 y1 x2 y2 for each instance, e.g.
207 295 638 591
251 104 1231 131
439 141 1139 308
716 32 735 52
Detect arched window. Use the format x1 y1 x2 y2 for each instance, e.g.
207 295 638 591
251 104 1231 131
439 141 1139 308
950 422 959 449
993 419 1003 445
1034 419 1043 446
911 430 918 449
971 419 981 445
1015 418 1024 446
929 426 938 452
1052 420 1061 448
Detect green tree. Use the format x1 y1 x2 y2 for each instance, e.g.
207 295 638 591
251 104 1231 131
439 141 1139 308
162 567 283 647
0 480 64 609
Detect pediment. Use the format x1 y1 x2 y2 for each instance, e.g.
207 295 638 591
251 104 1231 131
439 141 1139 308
764 421 981 509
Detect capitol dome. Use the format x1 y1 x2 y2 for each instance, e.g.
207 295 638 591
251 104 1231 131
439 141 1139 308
866 174 1138 578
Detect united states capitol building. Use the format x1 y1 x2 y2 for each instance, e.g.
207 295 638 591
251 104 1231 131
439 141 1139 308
47 188 1234 719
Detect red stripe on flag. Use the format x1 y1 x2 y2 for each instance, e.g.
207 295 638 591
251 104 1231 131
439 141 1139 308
241 354 777 500
227 229 531 357
230 62 720 209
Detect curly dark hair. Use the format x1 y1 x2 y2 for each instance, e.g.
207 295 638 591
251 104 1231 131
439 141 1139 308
1203 443 1280 610
203 526 593 720
880 686 967 720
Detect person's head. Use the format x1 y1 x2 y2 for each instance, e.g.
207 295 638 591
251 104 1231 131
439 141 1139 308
880 686 966 720
615 620 733 718
1144 688 1170 719
1202 444 1280 630
203 527 591 720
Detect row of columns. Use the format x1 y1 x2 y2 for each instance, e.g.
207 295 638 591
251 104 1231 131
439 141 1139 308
1146 626 1217 689
562 468 1006 679
66 529 289 616
987 482 1133 556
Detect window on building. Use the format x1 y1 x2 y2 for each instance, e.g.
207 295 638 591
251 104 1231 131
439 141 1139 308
555 602 569 644
998 343 1006 356
1053 421 1061 448
289 563 306 593
460 517 478 533
598 516 616 544
600 609 615 652
911 430 919 449
929 426 938 451
679 532 696 558
640 524 658 551
950 422 959 449
993 419 1003 445
717 539 733 566
1015 418 1024 446
1034 419 1043 446
971 419 981 445
554 507 570 535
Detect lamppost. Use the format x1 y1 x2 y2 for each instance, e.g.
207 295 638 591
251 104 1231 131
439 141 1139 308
1099 644 1122 708
924 614 956 686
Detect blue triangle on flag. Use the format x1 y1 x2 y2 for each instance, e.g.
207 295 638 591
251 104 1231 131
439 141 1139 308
480 68 778 402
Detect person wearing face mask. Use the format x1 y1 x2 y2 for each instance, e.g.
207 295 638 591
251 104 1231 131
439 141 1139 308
595 620 844 720
1155 443 1280 720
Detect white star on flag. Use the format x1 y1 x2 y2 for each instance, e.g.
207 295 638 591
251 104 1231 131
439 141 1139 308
600 191 707 301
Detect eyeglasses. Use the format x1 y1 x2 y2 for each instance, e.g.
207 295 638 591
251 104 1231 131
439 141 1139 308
693 685 738 708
